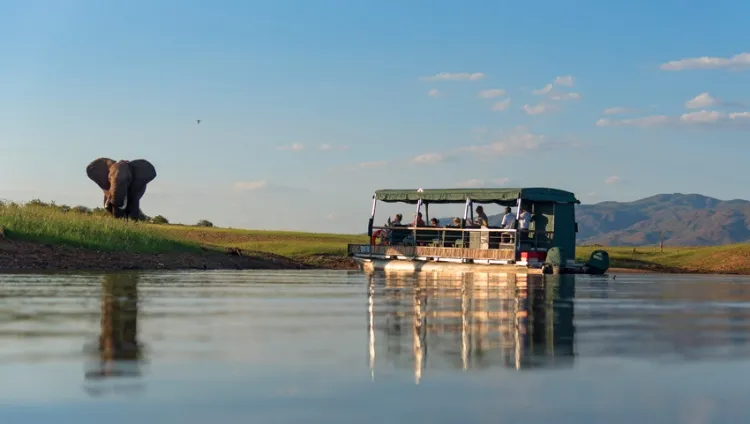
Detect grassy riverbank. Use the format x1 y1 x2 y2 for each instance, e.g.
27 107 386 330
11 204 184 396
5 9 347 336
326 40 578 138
1 201 749 273
576 244 750 275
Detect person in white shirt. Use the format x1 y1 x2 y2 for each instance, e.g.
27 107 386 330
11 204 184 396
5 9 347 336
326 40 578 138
500 207 515 228
518 207 531 241
499 207 516 244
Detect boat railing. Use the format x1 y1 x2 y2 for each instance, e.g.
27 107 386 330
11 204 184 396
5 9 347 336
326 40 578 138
369 225 555 250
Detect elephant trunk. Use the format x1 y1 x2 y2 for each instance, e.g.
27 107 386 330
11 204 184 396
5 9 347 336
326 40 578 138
110 190 129 211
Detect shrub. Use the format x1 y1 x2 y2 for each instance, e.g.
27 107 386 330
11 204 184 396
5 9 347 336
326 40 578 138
72 205 93 215
152 215 169 225
196 219 214 227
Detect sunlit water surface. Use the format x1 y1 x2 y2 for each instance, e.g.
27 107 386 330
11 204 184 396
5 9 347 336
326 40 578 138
1 270 750 423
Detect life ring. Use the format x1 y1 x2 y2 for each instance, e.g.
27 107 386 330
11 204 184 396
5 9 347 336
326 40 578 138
371 229 387 245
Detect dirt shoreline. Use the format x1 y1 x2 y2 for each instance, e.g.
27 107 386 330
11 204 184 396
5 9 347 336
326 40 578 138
0 240 359 272
0 239 742 275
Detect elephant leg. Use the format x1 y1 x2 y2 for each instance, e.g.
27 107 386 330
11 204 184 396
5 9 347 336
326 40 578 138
127 198 141 221
126 187 146 222
113 206 126 219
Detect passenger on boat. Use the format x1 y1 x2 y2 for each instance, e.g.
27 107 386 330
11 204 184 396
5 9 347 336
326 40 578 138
390 213 405 226
413 212 425 227
475 205 489 227
386 213 411 244
500 206 516 243
429 217 440 227
500 207 515 228
518 207 531 241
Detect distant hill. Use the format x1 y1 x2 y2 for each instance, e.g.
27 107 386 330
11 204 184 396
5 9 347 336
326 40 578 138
480 193 750 247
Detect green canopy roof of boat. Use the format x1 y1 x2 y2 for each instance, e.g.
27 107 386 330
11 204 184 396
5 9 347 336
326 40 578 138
373 187 579 205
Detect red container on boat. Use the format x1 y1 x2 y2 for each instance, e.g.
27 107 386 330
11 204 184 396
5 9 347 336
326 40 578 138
520 251 547 262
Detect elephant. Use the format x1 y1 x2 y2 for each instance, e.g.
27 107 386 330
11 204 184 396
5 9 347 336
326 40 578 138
86 157 157 221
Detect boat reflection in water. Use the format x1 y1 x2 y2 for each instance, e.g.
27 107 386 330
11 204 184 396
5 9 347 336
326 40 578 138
83 273 145 396
367 272 575 383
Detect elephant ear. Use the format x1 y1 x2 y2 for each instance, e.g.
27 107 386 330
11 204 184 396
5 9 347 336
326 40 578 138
86 158 116 191
128 159 157 193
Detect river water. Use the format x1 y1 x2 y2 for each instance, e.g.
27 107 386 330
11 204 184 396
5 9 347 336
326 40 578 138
1 270 750 423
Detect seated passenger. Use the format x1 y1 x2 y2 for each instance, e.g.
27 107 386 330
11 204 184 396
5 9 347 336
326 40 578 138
390 213 405 226
413 212 425 227
429 217 440 227
474 205 489 227
500 206 516 243
518 207 531 241
500 206 515 229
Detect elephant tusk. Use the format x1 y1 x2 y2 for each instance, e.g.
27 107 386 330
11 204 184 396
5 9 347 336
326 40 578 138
118 196 128 210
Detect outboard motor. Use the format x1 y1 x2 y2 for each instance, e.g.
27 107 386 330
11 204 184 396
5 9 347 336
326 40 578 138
542 247 564 275
584 250 610 275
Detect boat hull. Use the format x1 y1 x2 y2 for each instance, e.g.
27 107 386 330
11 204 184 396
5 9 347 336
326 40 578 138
353 256 544 276
351 256 608 276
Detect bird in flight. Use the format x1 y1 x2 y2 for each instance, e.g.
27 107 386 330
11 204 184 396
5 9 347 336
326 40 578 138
196 119 201 124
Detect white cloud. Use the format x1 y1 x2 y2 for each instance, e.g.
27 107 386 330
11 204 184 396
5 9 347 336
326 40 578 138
420 72 485 81
462 126 546 156
595 115 670 128
550 92 581 101
533 75 576 96
311 143 349 151
523 103 556 115
233 180 268 191
277 143 304 151
492 98 511 111
597 110 750 128
455 179 484 188
357 160 389 168
603 107 632 115
660 52 750 71
231 180 305 193
532 84 553 95
478 88 506 99
427 88 440 97
412 153 444 164
685 92 718 109
680 110 723 124
456 177 511 188
554 75 575 86
604 175 620 185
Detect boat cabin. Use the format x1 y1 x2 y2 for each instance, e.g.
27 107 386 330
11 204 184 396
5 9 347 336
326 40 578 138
348 187 580 267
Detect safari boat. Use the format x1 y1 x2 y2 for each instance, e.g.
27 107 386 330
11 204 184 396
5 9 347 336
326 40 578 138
347 187 610 275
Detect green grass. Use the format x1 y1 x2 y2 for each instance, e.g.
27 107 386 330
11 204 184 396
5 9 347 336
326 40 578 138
576 244 750 274
2 201 749 273
0 202 199 253
155 225 369 258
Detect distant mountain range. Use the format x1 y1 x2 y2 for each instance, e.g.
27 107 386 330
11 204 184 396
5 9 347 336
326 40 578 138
479 193 750 246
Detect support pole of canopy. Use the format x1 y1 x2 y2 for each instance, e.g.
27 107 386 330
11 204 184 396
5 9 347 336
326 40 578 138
413 188 424 251
462 198 470 249
514 197 522 259
414 199 422 249
368 195 377 241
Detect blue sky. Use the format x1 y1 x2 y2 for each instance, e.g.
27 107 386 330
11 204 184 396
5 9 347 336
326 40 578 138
1 0 749 233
